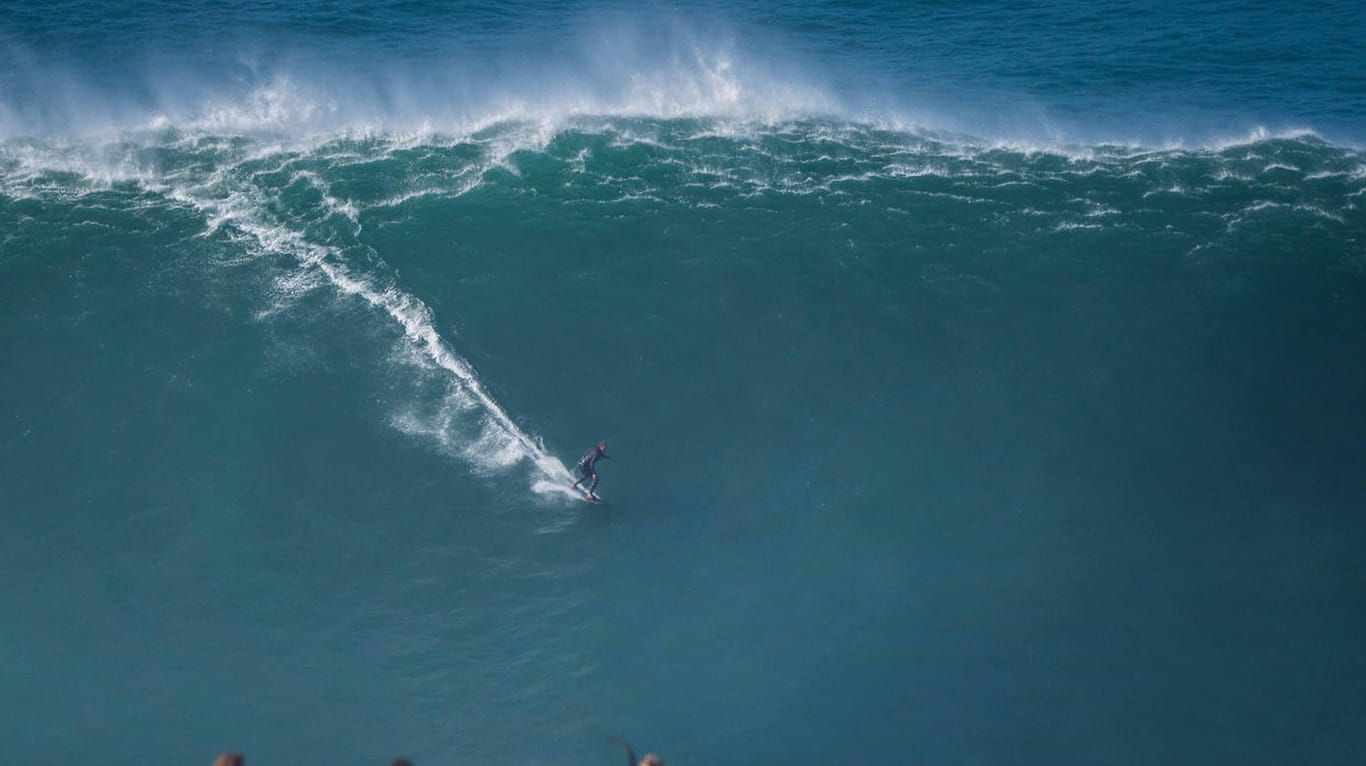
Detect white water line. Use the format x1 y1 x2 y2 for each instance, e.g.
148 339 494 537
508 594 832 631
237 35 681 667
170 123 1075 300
188 178 575 489
315 255 571 482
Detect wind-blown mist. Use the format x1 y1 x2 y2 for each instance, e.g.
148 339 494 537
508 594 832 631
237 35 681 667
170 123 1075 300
1 6 839 140
4 0 1363 144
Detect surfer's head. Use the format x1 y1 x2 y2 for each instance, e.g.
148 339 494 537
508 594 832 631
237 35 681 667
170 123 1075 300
598 440 608 452
640 756 664 766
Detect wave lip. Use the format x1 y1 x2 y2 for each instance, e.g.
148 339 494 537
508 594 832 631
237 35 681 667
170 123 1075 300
6 85 1358 160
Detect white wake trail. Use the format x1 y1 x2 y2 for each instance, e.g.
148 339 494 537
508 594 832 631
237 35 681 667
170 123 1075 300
175 163 580 501
317 255 580 495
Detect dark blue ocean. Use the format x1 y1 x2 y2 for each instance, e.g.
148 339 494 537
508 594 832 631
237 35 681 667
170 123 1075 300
3 2 1365 764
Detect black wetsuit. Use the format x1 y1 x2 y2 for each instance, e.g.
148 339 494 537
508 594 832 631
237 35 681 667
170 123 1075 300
576 446 607 479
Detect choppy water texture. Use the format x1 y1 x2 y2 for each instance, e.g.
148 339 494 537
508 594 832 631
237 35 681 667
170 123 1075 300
3 2 1365 765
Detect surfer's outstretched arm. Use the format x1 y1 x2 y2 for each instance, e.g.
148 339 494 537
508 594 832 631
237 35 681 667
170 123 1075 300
608 736 637 766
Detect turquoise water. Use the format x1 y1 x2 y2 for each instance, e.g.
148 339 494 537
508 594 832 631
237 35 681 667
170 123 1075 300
3 2 1365 764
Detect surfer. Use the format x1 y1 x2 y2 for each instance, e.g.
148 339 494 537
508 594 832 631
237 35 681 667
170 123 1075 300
570 440 610 500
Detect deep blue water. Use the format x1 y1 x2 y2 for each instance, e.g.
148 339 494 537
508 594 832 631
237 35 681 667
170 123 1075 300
2 2 1365 765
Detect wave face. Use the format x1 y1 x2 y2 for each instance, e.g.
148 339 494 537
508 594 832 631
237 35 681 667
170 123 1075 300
3 3 1366 765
